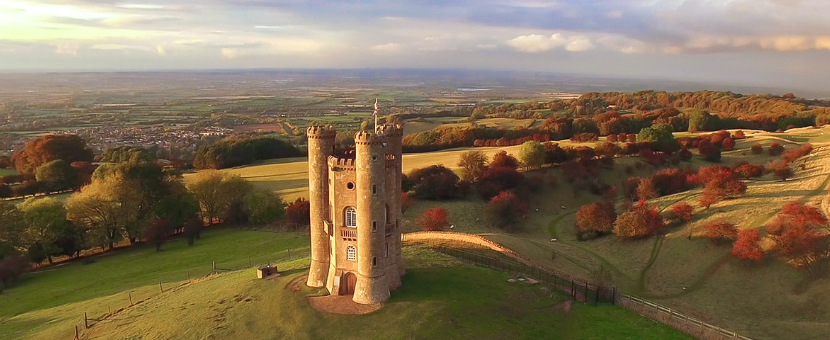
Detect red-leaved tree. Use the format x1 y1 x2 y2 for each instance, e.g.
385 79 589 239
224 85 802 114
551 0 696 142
702 221 738 245
401 192 411 213
416 207 450 231
670 202 694 222
731 229 764 261
285 198 311 227
575 202 616 239
767 202 830 276
486 191 528 232
613 202 664 238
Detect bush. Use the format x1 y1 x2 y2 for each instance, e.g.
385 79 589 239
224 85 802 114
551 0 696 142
486 191 528 232
243 189 286 225
733 163 765 179
575 202 616 240
476 166 526 200
285 198 311 227
702 222 738 245
183 218 202 246
767 161 794 181
519 141 546 168
415 207 450 231
670 202 693 222
731 229 764 261
768 142 785 156
0 254 30 288
490 151 520 170
698 144 722 162
401 192 411 213
144 219 171 251
751 143 763 154
782 143 813 163
457 151 488 181
408 165 463 200
613 202 664 238
721 138 735 151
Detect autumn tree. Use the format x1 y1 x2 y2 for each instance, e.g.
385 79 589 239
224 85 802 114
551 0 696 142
767 161 794 181
768 142 784 156
698 168 746 209
702 222 738 245
13 135 94 174
457 150 488 182
143 218 171 251
751 143 763 154
476 166 526 200
285 198 311 228
183 218 202 246
401 192 411 213
767 202 830 276
670 202 693 222
731 229 764 261
575 202 616 240
636 177 658 201
721 138 735 151
489 151 520 170
519 141 546 169
486 191 528 232
613 202 664 238
408 165 463 200
734 163 765 179
416 207 449 231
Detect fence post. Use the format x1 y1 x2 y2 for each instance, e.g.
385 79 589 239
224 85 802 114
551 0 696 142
159 281 164 293
570 280 575 299
75 325 79 340
612 287 616 305
584 283 589 303
129 292 133 306
595 286 600 305
84 312 88 329
108 305 111 315
212 261 216 273
187 269 190 281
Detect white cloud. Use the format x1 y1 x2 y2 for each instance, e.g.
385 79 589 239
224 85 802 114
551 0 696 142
370 43 402 54
221 48 238 59
54 43 79 55
507 33 595 53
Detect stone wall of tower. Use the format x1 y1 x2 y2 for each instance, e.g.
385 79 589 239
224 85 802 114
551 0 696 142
352 131 391 304
306 126 335 288
380 124 405 278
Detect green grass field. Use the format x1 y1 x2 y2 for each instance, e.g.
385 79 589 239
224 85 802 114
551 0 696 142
0 168 17 176
0 230 691 340
0 228 309 339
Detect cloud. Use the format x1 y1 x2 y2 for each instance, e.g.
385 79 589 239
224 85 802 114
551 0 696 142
507 33 595 53
370 43 402 54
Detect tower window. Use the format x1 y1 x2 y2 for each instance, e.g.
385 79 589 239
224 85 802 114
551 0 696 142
372 257 377 267
346 182 355 190
345 207 357 228
347 245 356 261
372 221 377 232
385 243 389 258
372 185 377 195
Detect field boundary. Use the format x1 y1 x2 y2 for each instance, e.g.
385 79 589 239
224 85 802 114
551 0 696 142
403 231 754 340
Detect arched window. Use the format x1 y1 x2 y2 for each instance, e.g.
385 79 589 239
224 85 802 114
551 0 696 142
347 245 356 261
345 207 356 228
385 204 391 223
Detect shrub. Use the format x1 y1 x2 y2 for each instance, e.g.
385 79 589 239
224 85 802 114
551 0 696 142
698 169 746 208
698 144 722 162
768 142 785 156
415 207 450 231
285 198 311 226
782 143 813 163
183 218 202 246
721 138 735 151
476 166 526 200
750 143 763 154
613 202 664 238
243 189 286 225
401 192 411 213
0 254 30 288
490 151 520 170
702 222 738 245
651 168 694 196
144 219 171 251
457 151 488 182
486 191 528 232
734 130 746 139
636 177 658 201
731 229 764 261
733 163 765 179
679 148 692 161
767 161 794 181
670 202 693 222
408 165 463 200
575 202 616 239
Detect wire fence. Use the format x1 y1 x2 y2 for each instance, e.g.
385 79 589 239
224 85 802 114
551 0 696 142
411 240 754 340
71 247 310 340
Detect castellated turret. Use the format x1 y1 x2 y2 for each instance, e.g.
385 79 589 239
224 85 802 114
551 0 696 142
306 124 404 304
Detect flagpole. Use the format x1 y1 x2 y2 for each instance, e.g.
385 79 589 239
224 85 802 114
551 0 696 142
373 98 379 132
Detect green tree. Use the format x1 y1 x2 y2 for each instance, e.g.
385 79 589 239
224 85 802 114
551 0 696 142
457 150 488 182
243 189 286 225
187 170 253 225
0 202 25 258
519 141 546 169
19 197 68 264
637 124 679 151
35 159 78 191
687 109 710 133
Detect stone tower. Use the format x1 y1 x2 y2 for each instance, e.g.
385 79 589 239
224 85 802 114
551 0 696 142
306 124 404 305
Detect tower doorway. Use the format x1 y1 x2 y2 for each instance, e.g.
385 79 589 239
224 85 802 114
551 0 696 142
340 272 357 295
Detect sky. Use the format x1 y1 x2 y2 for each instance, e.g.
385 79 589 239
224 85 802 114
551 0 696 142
1 0 829 90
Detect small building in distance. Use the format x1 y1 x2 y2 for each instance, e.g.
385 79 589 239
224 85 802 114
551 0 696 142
305 124 404 304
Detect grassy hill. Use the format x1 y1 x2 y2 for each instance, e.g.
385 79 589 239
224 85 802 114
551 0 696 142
0 229 691 340
182 126 830 339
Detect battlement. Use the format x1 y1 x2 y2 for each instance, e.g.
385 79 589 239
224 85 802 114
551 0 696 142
307 125 337 139
354 131 383 145
328 156 356 169
376 123 403 137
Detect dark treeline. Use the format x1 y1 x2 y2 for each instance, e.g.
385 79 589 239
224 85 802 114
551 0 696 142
193 136 302 169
